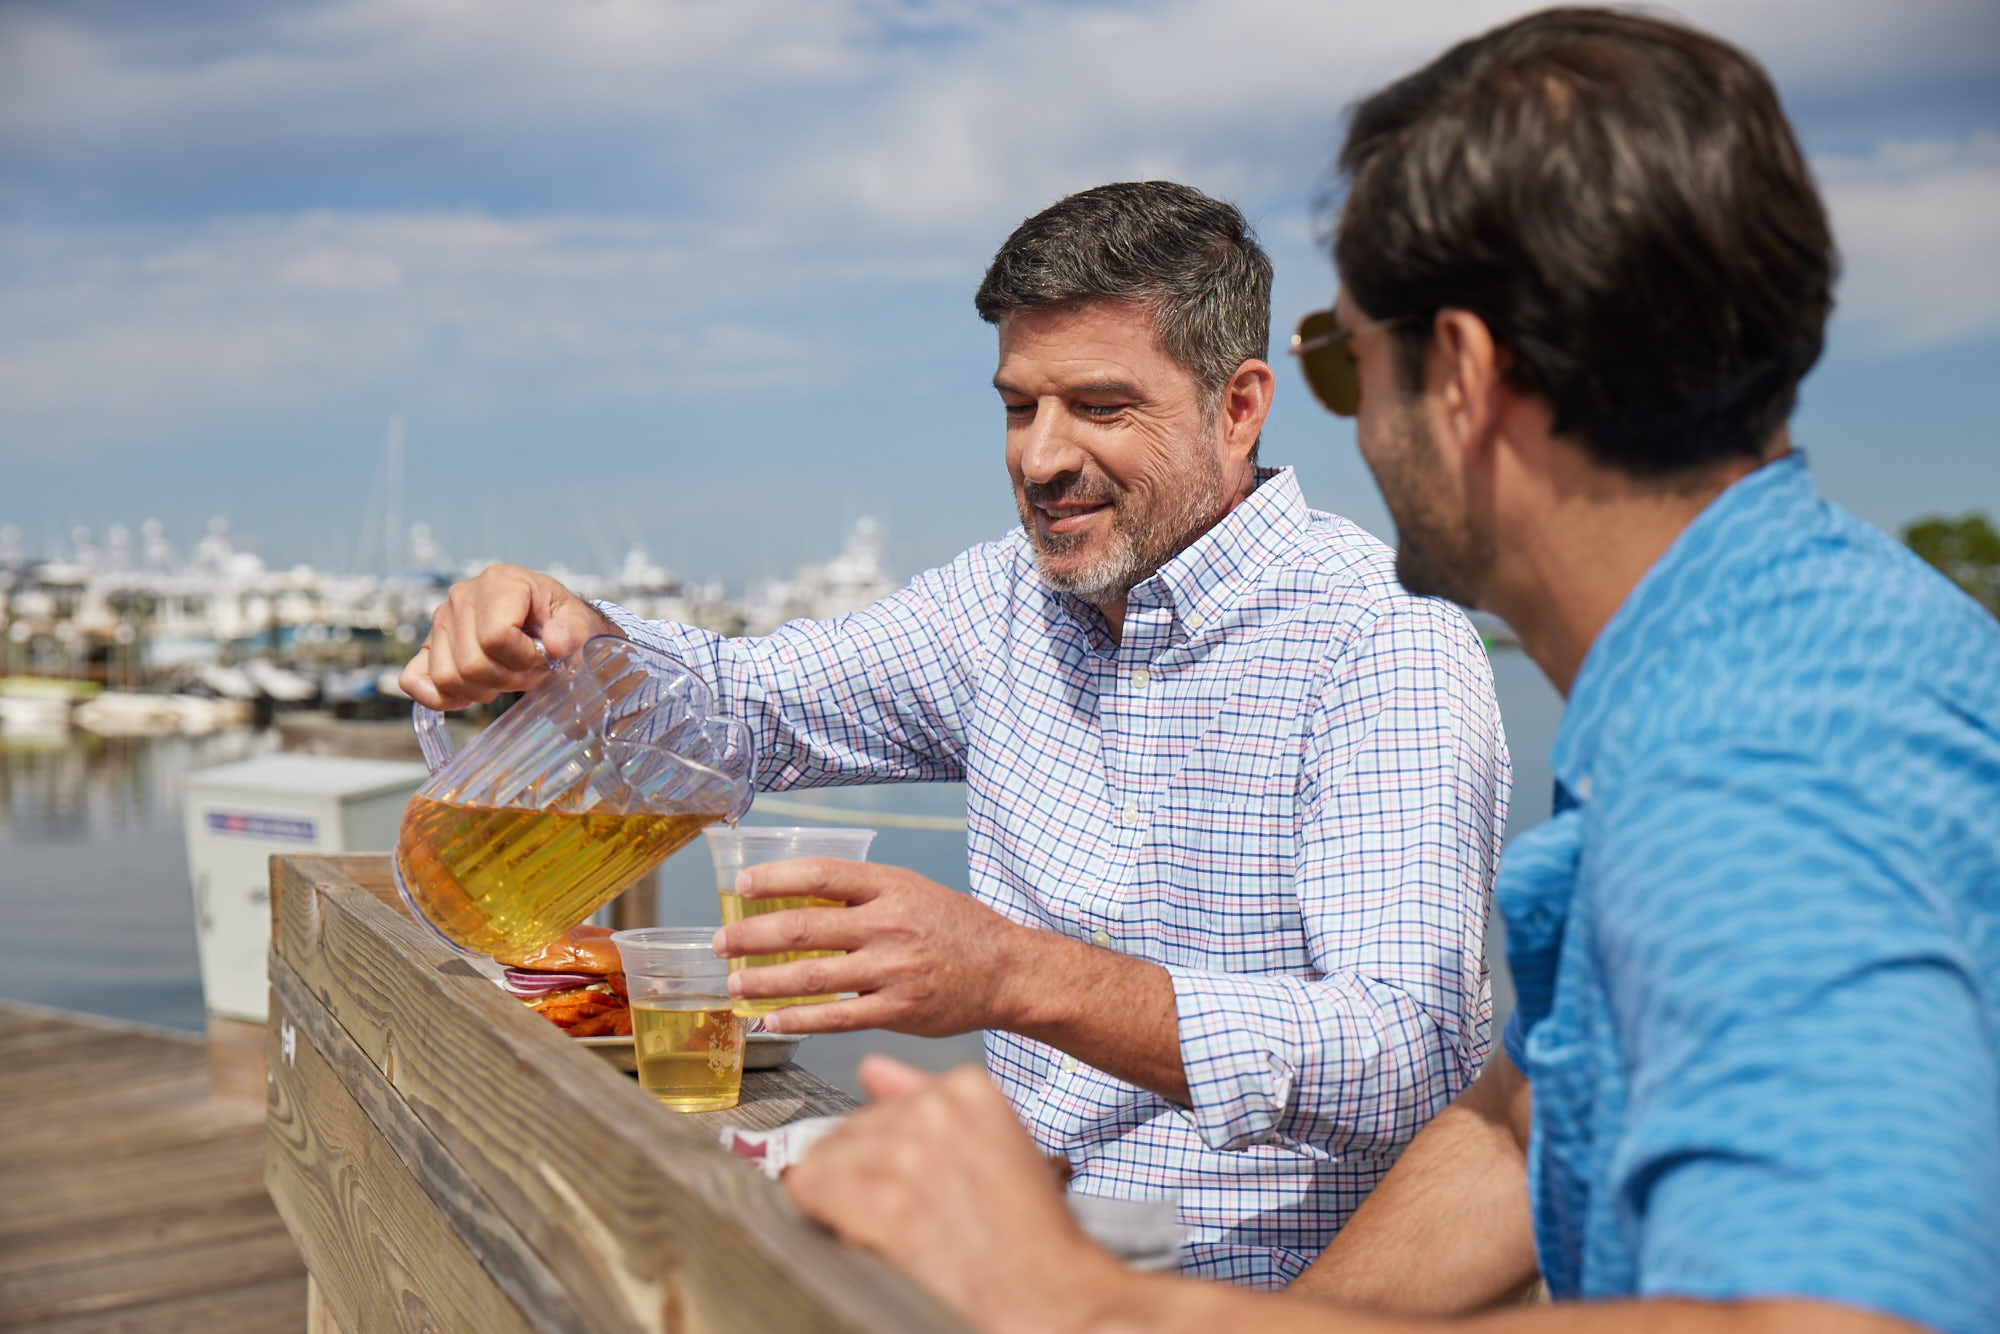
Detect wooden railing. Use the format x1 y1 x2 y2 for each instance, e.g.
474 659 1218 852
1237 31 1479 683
265 854 967 1334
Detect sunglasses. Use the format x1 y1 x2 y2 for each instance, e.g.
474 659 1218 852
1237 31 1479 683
1288 308 1420 417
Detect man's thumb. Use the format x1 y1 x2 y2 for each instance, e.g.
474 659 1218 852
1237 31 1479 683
533 582 603 661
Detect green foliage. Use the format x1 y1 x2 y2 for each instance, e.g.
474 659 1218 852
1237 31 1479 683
1903 513 2000 616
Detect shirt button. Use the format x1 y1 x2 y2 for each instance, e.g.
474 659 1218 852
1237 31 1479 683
1121 804 1141 825
1185 613 1204 631
1061 1054 1080 1074
1090 929 1112 948
1130 668 1150 689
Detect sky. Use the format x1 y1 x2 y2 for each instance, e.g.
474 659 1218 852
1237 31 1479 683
2 0 1997 589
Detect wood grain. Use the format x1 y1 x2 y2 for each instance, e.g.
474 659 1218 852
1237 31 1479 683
305 1276 346 1334
0 1001 305 1332
269 952 596 1334
269 854 968 1334
264 977 543 1334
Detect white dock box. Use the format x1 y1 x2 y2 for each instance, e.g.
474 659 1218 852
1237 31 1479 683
183 753 429 1022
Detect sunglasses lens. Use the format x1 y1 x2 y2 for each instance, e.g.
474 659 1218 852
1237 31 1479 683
1317 342 1360 417
1292 311 1360 417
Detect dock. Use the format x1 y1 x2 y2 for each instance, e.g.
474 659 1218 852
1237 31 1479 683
0 1001 306 1331
1 853 965 1333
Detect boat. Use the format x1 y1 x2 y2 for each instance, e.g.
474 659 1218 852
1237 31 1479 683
0 694 72 734
74 691 185 738
0 676 98 735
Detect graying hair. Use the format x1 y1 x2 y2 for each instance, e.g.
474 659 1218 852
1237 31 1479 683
974 181 1273 415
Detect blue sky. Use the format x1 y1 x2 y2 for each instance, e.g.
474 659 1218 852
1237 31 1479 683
2 0 1996 587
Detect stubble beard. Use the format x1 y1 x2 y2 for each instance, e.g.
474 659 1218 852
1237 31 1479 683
1017 449 1229 605
1375 404 1492 608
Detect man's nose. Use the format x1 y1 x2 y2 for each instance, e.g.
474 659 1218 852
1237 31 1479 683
1017 402 1086 483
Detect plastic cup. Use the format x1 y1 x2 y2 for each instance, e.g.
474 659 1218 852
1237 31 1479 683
704 826 878 1017
610 927 745 1112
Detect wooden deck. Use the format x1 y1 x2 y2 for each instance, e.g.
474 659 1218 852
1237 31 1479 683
0 1001 306 1333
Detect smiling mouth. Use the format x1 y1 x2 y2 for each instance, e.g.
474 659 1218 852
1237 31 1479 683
1037 502 1109 535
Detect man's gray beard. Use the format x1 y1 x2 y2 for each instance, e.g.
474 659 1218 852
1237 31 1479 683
1023 454 1228 605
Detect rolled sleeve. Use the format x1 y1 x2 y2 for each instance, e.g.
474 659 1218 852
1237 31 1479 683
1166 967 1449 1157
1592 745 2000 1334
1170 600 1509 1159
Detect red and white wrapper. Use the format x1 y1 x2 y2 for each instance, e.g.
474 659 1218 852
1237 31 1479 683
718 1116 845 1178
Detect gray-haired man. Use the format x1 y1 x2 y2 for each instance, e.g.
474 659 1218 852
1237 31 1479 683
404 181 1511 1284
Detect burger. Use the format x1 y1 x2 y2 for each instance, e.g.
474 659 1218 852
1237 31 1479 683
498 924 630 1037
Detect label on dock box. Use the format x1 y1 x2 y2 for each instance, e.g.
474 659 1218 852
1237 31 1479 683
205 811 318 842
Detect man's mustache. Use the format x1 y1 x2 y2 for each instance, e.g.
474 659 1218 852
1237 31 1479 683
1023 475 1120 509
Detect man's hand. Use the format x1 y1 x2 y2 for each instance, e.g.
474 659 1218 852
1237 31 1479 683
786 1056 1129 1334
713 858 1032 1037
784 1068 1922 1334
400 563 618 710
718 856 1192 1100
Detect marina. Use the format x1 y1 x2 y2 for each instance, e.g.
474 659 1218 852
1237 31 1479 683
0 512 900 733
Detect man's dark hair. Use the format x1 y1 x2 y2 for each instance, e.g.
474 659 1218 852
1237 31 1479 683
1334 7 1837 475
976 181 1273 415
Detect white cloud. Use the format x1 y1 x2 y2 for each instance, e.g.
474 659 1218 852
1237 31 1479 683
0 0 1994 462
0 213 856 459
1818 132 2000 347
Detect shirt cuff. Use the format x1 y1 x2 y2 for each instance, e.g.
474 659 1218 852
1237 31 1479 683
1165 966 1321 1156
593 599 670 649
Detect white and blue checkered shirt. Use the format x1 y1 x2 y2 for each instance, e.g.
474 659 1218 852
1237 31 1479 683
601 467 1510 1285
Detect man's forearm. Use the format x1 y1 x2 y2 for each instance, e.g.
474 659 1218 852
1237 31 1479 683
1055 1273 1919 1334
1288 1052 1538 1315
996 929 1189 1105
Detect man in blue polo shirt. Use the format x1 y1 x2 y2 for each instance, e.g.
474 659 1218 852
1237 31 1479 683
778 9 2000 1334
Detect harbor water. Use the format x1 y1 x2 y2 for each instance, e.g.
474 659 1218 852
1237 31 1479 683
0 650 1559 1097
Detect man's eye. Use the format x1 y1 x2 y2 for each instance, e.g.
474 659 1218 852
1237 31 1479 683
1003 402 1033 419
1079 403 1123 418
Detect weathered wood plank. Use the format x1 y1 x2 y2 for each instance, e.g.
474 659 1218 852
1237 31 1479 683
0 1133 269 1233
270 951 596 1334
24 1271 307 1334
679 1063 857 1135
271 854 966 1334
0 1081 248 1169
0 1031 212 1109
264 976 543 1334
0 1214 305 1325
277 852 402 915
307 1275 348 1334
0 1001 304 1334
1 1186 290 1270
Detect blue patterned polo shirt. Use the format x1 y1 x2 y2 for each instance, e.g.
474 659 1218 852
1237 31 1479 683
1500 453 2000 1333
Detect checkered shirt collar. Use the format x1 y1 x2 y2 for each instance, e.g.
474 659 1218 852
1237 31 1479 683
1042 466 1308 640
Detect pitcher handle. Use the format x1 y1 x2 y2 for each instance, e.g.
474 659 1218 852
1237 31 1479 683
409 637 558 775
413 705 455 774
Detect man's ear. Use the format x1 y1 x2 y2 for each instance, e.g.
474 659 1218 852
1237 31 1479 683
1428 309 1505 468
1219 358 1276 466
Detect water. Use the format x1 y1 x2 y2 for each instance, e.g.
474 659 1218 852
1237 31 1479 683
0 651 1563 1097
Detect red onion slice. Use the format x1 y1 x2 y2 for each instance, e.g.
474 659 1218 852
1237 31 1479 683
502 968 603 998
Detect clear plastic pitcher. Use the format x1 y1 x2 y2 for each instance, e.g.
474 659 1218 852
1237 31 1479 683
393 636 755 960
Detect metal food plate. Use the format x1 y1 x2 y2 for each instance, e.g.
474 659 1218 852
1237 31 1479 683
478 962 806 1072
